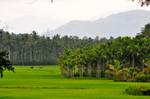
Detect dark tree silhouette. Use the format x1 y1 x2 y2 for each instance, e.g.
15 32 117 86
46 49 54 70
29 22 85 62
133 0 150 6
0 51 14 78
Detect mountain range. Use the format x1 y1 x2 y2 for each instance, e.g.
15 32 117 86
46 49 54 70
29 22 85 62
49 10 150 38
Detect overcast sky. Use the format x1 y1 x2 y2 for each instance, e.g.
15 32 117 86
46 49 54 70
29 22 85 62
0 0 150 35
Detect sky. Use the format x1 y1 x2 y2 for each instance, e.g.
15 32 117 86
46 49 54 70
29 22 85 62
0 0 150 35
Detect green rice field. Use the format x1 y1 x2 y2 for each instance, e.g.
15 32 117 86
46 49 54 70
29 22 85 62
0 66 149 99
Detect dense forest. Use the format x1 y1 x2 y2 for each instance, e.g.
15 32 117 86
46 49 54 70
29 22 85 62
0 30 110 65
0 22 150 81
59 24 150 82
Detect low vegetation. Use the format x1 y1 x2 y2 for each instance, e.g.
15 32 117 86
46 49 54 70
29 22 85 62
125 86 150 96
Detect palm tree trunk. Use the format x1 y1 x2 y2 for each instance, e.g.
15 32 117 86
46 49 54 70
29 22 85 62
96 61 101 78
80 65 84 78
88 63 92 77
131 54 135 67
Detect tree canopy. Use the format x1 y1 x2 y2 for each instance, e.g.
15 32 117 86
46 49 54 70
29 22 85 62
0 30 108 65
59 24 150 82
0 50 14 78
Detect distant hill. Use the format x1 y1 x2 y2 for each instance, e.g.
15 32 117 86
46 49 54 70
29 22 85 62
49 10 150 38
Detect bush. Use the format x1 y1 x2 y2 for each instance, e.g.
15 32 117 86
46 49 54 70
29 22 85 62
135 73 150 82
125 86 150 96
30 66 34 69
39 67 44 69
113 68 130 82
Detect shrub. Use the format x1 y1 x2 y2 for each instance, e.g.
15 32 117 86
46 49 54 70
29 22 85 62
39 67 44 69
143 66 150 74
30 66 34 69
125 86 150 96
135 73 150 82
113 68 131 82
105 70 114 79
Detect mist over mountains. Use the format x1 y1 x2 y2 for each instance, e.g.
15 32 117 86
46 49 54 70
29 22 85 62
48 10 150 38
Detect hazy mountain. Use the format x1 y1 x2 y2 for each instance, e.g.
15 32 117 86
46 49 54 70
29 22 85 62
49 10 150 38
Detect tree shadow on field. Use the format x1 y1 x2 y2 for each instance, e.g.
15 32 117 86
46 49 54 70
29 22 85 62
0 96 37 99
0 96 14 99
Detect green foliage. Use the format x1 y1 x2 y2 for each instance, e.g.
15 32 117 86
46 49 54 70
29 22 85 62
0 30 108 65
59 36 150 79
125 86 150 96
0 50 14 78
137 23 150 37
30 66 34 69
135 73 150 82
112 67 140 82
59 24 150 81
134 66 150 82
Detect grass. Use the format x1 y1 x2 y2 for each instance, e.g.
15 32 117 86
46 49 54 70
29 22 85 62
0 66 150 99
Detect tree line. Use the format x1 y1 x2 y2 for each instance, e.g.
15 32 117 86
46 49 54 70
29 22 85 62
0 30 110 65
59 24 150 82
